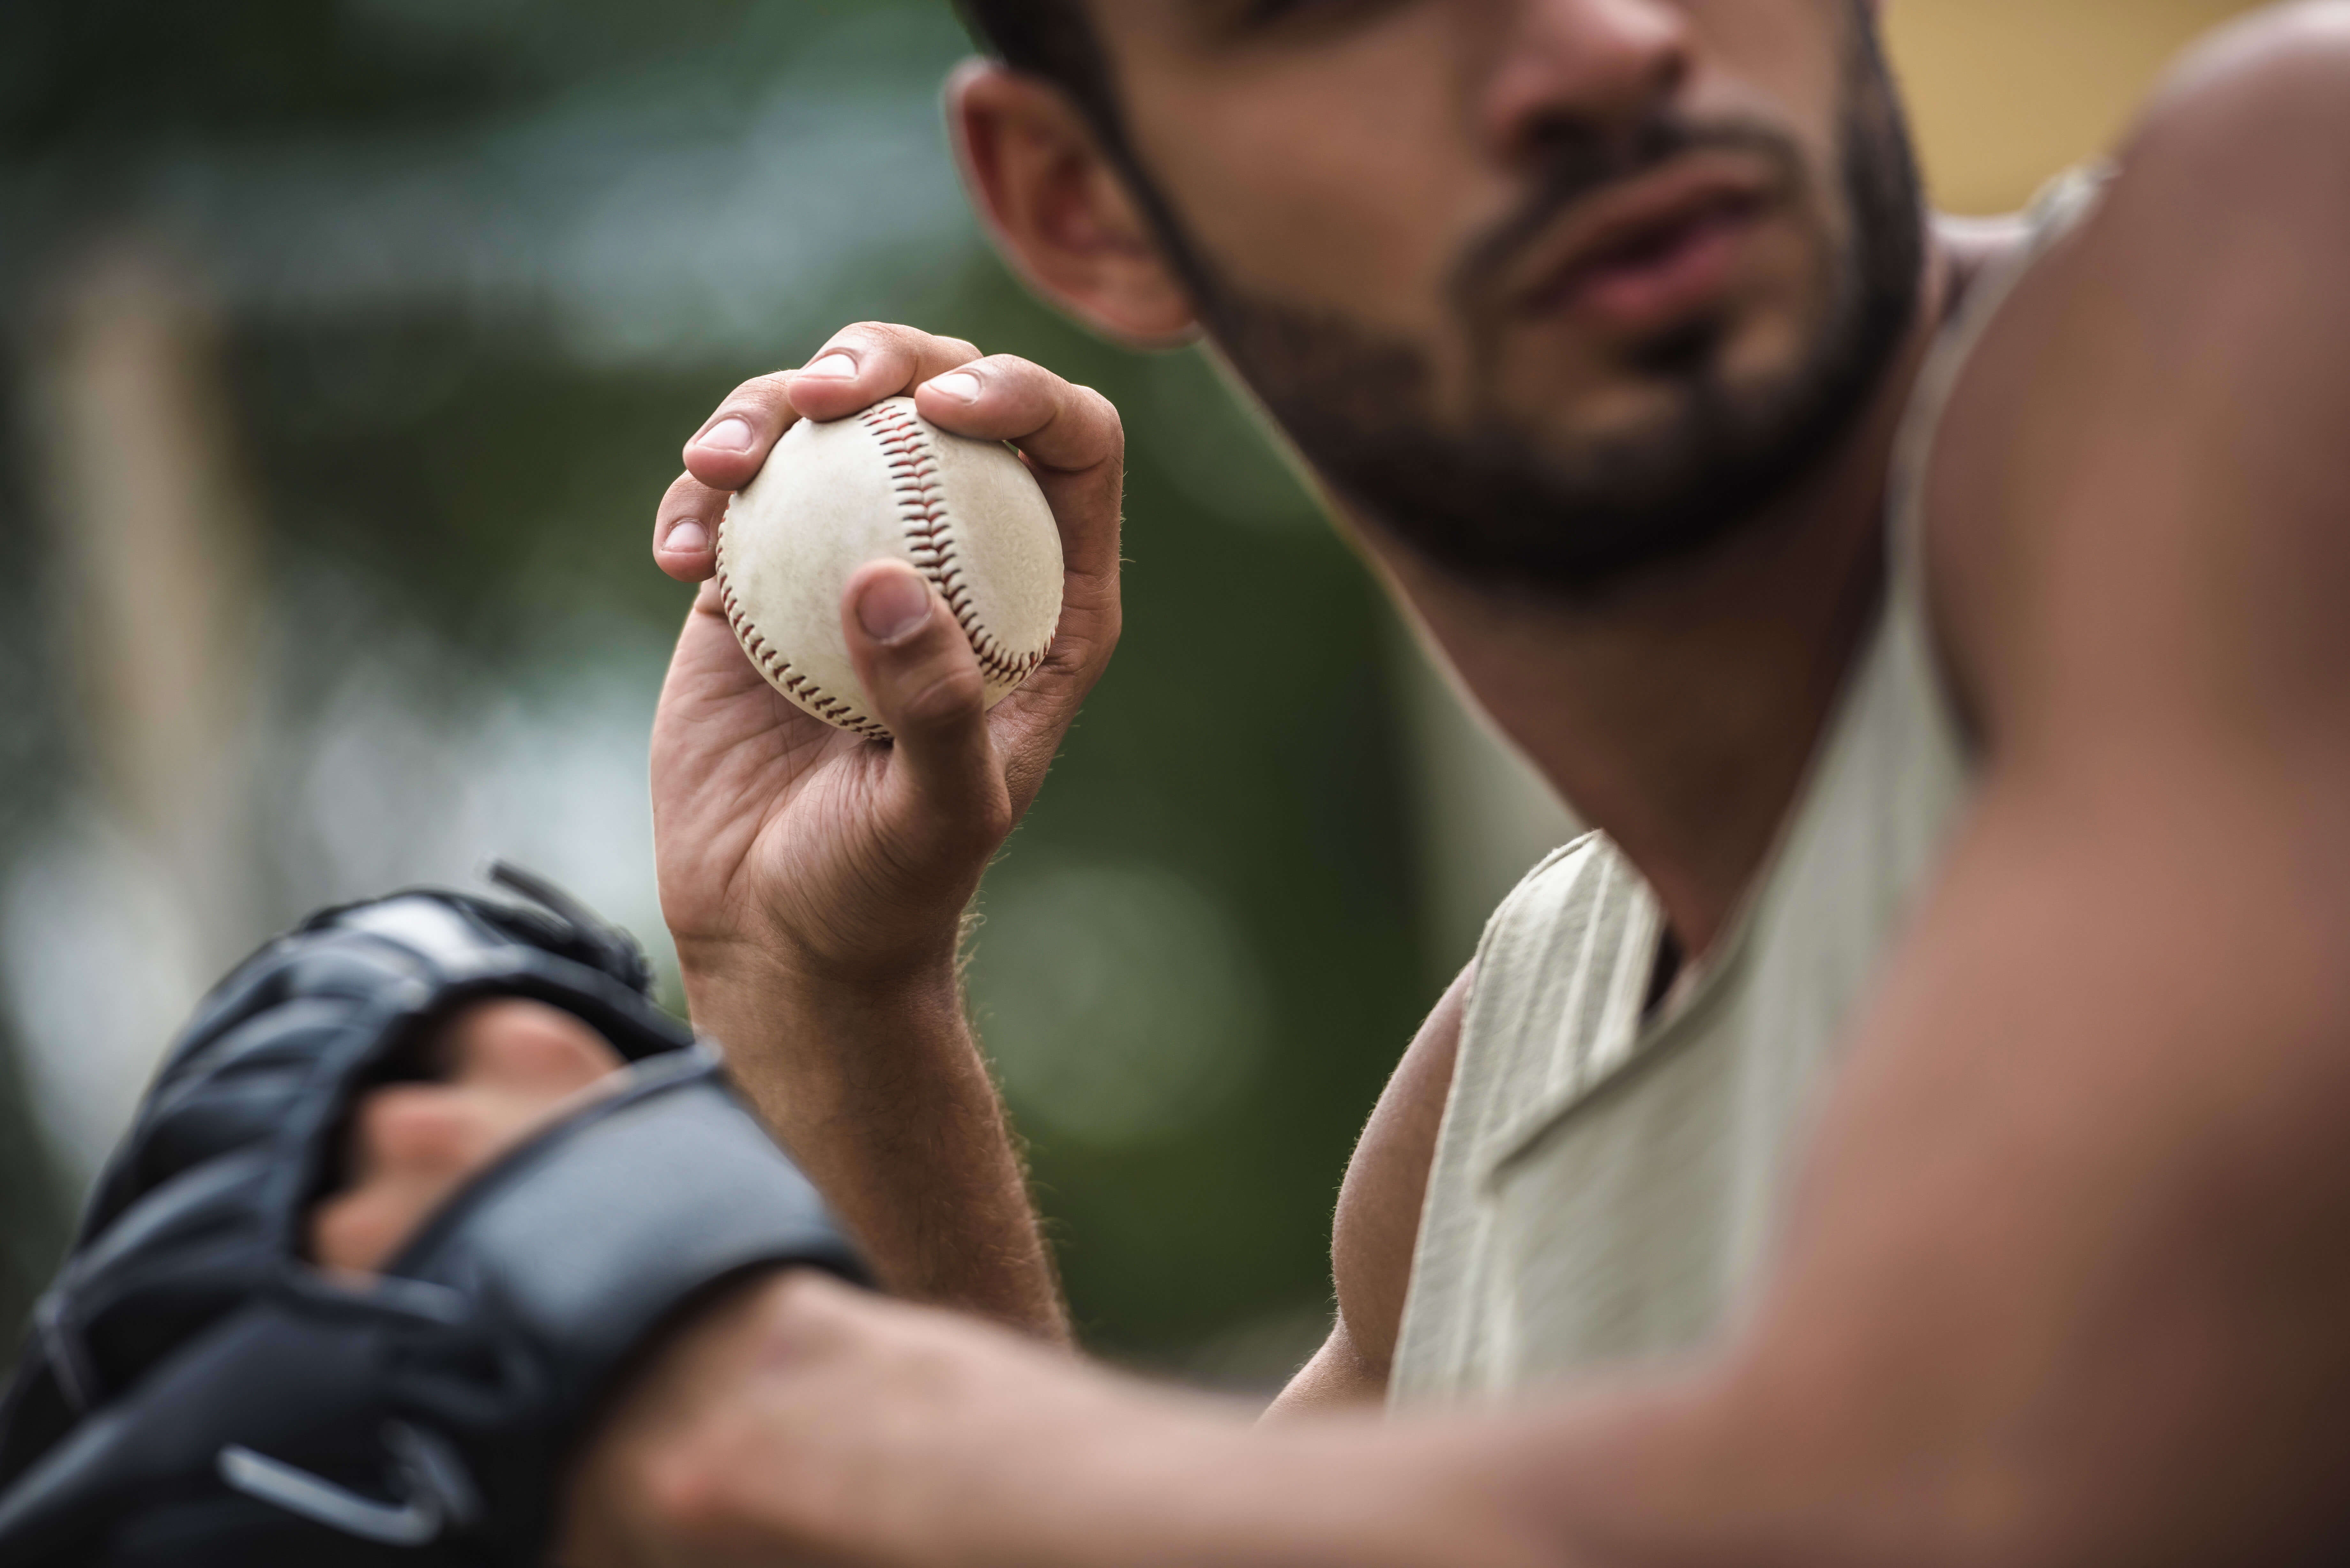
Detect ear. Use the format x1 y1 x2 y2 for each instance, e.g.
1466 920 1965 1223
945 59 1201 349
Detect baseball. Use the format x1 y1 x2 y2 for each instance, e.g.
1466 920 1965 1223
715 396 1065 739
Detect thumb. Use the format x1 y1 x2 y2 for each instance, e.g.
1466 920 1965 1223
842 561 1011 850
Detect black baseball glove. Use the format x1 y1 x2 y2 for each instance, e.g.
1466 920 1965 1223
0 865 867 1566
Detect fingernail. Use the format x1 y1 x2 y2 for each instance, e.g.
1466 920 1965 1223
698 417 755 452
855 570 932 643
799 352 858 381
664 520 710 554
929 371 982 403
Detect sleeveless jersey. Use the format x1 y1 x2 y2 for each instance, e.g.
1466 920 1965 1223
1389 172 2109 1408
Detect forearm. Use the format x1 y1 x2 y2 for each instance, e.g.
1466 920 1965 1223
565 1272 1571 1568
684 950 1066 1340
622 774 2350 1568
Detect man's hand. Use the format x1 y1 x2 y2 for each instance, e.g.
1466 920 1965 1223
641 324 1119 1334
309 999 625 1275
648 323 1124 986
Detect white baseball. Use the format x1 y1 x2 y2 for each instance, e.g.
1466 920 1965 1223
715 396 1065 739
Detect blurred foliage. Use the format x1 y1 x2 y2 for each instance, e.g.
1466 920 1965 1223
1 0 1432 1377
1 0 925 153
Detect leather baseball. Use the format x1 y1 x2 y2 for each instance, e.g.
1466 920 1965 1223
716 396 1064 738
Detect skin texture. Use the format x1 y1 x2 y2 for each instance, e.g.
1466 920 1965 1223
645 330 1127 1336
308 999 626 1275
1092 4 1934 598
956 0 1935 956
311 3 2350 1564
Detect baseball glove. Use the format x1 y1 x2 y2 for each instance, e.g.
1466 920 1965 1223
0 864 866 1566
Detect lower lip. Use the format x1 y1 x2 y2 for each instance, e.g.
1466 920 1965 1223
1538 206 1758 334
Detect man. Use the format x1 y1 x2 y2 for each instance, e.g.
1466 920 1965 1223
162 0 2350 1560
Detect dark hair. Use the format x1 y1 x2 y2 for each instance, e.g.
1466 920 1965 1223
950 0 1124 147
946 0 1220 297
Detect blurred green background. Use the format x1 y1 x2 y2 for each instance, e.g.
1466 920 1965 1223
0 0 1467 1386
0 0 2267 1387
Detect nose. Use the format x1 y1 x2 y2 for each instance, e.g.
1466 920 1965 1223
1476 0 1696 168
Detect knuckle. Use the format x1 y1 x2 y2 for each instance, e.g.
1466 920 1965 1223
484 1021 578 1079
775 1270 867 1342
641 1454 726 1544
308 1201 367 1263
359 1089 476 1171
838 321 907 355
1078 381 1120 419
508 1026 618 1088
446 999 621 1088
1076 384 1126 442
641 1427 773 1548
981 353 1049 393
311 1204 396 1273
722 373 791 411
972 788 1015 847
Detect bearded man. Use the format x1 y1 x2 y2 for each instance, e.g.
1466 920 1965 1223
21 2 2350 1564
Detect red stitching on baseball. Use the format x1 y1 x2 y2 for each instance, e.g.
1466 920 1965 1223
716 403 1051 739
715 514 892 741
857 401 1052 690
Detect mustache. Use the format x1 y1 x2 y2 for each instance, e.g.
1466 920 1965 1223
1450 115 1807 319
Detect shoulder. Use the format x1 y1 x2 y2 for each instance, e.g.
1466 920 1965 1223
1269 834 1634 1413
1925 2 2350 738
1325 959 1476 1383
2116 3 2350 235
1262 958 1475 1419
2149 3 2350 135
1321 836 1630 1357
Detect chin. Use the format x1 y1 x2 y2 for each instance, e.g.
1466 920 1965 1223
1707 303 1826 396
1493 318 1790 447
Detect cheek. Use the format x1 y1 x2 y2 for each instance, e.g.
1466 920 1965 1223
1124 39 1498 345
1683 0 1864 222
1733 203 1848 356
1684 0 1855 114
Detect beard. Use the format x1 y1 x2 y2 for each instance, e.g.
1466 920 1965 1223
1126 15 1928 598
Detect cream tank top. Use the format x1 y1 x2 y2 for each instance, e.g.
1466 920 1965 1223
1389 173 2107 1409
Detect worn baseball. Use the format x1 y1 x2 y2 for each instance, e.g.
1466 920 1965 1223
715 396 1064 740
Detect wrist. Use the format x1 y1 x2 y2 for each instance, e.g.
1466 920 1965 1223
677 934 977 1103
671 916 1061 1338
676 923 963 1011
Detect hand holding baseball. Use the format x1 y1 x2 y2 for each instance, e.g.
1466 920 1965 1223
648 324 1124 988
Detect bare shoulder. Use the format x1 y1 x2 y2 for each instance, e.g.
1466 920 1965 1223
2150 0 2350 118
1331 959 1473 1365
1261 960 1472 1420
1925 1 2350 730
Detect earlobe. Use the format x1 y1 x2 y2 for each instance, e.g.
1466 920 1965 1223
944 60 1200 350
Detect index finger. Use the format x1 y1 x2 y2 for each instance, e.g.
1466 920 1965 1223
428 999 626 1093
681 369 799 495
780 321 985 427
681 325 985 495
909 355 1125 586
